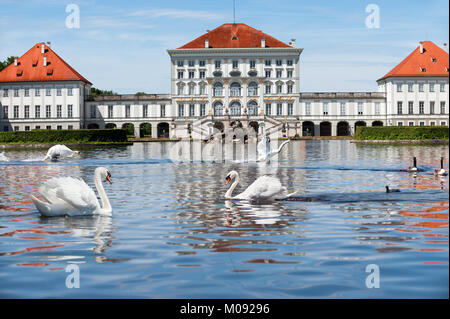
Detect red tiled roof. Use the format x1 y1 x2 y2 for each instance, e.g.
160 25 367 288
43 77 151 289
178 23 292 49
0 43 91 84
378 41 449 81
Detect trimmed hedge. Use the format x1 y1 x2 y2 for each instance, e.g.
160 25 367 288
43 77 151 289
0 129 128 144
354 126 449 140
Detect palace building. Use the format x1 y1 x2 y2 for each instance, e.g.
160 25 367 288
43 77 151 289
0 23 448 138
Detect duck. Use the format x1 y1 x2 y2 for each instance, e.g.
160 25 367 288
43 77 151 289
385 186 400 193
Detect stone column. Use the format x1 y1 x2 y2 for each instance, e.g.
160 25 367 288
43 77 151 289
134 124 141 138
152 123 158 138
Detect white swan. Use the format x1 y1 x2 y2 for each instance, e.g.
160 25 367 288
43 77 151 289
44 144 80 161
224 170 297 200
31 167 112 217
257 137 289 162
0 151 9 162
435 157 448 176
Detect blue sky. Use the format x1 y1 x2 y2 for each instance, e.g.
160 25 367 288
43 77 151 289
0 0 448 93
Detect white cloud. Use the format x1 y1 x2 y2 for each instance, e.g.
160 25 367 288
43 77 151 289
127 8 227 20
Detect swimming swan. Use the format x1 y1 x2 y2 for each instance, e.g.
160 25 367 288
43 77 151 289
31 167 112 217
44 144 80 161
224 170 297 200
257 137 290 162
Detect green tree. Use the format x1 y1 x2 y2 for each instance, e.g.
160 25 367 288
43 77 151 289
90 87 117 96
0 56 16 72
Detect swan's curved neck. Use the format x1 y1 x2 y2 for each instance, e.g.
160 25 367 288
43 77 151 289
94 171 112 215
225 174 240 199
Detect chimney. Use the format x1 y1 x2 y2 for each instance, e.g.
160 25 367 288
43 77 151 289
419 41 424 54
444 43 448 52
261 38 266 48
46 41 51 48
14 57 18 66
205 39 209 48
41 43 45 54
43 56 47 66
290 39 296 47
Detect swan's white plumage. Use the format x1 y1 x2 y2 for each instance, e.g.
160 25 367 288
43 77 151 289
44 144 78 160
0 152 9 162
234 175 287 200
32 167 112 217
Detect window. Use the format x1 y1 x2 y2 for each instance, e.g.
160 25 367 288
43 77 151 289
125 105 130 118
430 83 435 92
397 83 402 92
45 125 51 130
46 88 51 96
230 83 241 97
200 104 206 116
3 89 8 97
25 126 30 131
430 121 436 126
232 60 238 68
440 83 445 92
230 102 241 116
430 101 435 114
24 89 29 97
276 70 282 78
177 60 184 67
408 101 414 114
68 88 73 96
56 105 62 118
287 70 293 78
306 102 311 115
46 105 51 118
440 121 447 126
340 102 346 115
265 59 271 66
441 101 446 114
14 126 19 131
397 122 403 126
188 60 194 67
409 122 414 126
177 85 184 95
2 106 8 118
91 105 96 118
287 60 293 66
188 71 195 79
265 84 271 94
199 71 205 79
419 122 425 126
277 103 283 116
143 105 148 117
160 105 166 117
189 104 195 117
178 104 184 117
288 103 293 116
265 70 271 78
419 83 424 92
397 101 403 115
250 60 256 68
248 82 258 96
107 105 113 118
68 104 73 118
419 101 424 114
215 60 221 68
214 102 223 116
189 85 195 95
35 105 40 118
357 102 363 115
248 102 257 116
265 103 272 115
68 125 73 130
177 71 184 79
213 83 223 96
200 83 206 95
276 83 282 94
276 59 282 66
35 126 40 130
35 88 40 97
323 102 328 115
408 83 413 92
14 105 19 118
57 88 62 96
287 84 293 94
375 102 380 115
14 89 19 97
199 60 205 67
57 125 62 130
24 105 29 118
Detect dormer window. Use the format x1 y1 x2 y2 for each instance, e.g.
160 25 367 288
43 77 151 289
46 68 53 76
232 60 238 69
32 59 38 67
16 69 23 77
420 67 426 72
231 36 238 40
431 57 437 62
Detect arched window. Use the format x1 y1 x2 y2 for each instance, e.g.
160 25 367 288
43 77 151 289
213 82 223 96
230 82 241 97
230 101 241 116
188 83 195 95
248 101 258 115
177 84 184 95
214 101 223 116
248 82 258 96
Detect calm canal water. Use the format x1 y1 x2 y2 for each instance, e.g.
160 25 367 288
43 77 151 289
0 140 448 298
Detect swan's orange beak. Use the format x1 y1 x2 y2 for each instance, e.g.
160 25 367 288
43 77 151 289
225 176 231 185
106 175 112 184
